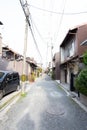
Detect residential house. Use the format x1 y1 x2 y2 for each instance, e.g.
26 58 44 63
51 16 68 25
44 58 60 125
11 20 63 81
26 57 37 75
0 21 37 80
52 52 60 81
1 46 23 75
0 46 37 79
60 24 87 91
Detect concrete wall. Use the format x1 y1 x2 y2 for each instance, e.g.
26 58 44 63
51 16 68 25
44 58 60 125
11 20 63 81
54 52 60 80
0 58 32 76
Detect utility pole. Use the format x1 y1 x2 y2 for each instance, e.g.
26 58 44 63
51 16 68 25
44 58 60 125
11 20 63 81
20 0 29 94
19 0 42 94
22 18 29 94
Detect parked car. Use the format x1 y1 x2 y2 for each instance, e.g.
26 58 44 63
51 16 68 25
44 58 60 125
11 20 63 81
0 70 20 100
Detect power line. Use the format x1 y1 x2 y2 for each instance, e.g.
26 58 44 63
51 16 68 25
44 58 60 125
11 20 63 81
54 0 67 45
48 0 55 37
29 24 42 61
29 15 47 45
19 0 42 61
29 4 87 15
29 15 54 67
29 21 42 61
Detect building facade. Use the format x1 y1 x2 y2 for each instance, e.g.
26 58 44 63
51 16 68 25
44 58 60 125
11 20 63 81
52 52 60 81
60 24 87 91
0 46 37 80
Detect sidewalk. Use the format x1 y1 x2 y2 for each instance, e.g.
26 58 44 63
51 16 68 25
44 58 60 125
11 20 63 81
58 82 78 97
56 80 87 113
0 81 32 111
0 81 33 119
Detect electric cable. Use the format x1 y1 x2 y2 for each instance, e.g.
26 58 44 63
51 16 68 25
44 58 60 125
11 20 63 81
29 14 47 45
29 4 87 15
19 0 42 61
29 21 42 61
53 0 67 46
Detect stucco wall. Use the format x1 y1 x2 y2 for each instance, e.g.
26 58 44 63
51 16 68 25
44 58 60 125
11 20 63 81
0 58 32 76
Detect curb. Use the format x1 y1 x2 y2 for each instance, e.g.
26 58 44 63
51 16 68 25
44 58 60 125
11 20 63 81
0 91 21 120
0 91 21 110
56 81 87 113
0 83 32 118
0 82 31 110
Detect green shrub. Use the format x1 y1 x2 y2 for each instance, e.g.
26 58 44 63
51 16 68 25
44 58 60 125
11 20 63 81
83 51 87 65
75 69 87 96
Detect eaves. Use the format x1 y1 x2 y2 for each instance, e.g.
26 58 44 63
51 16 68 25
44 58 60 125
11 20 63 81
60 55 78 66
60 28 77 47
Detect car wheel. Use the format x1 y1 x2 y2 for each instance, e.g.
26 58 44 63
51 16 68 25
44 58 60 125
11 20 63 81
0 90 3 100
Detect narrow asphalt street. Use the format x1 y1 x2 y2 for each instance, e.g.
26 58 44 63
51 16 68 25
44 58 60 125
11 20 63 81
0 74 87 130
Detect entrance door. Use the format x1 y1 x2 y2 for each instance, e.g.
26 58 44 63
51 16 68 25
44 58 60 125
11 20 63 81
65 70 67 83
70 68 75 91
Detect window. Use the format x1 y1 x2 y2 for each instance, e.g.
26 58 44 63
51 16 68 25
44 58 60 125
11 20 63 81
0 72 5 79
67 47 70 57
13 73 19 81
6 74 13 82
66 39 75 58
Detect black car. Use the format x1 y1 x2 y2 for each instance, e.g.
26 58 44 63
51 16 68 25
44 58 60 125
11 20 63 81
0 70 20 100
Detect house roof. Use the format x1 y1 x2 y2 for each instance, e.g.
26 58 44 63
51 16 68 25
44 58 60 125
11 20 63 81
2 46 37 66
60 23 87 47
60 28 77 47
60 55 78 66
2 46 23 60
26 57 37 67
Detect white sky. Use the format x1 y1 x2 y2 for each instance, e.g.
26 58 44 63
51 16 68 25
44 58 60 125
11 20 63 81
0 0 87 68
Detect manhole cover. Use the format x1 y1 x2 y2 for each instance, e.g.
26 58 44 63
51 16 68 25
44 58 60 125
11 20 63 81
46 106 65 116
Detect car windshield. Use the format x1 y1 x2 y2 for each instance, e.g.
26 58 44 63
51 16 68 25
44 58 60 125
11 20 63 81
0 72 5 79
